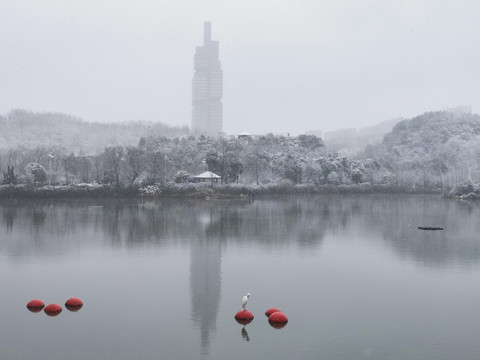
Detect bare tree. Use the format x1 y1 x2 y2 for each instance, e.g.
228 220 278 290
125 146 146 184
103 146 124 186
145 150 164 183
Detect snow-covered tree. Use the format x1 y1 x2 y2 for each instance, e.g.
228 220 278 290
24 162 47 185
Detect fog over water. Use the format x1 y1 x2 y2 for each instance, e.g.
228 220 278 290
1 0 479 134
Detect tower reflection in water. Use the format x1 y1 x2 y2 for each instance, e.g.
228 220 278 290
189 206 223 355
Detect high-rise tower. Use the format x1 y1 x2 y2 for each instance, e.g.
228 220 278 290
192 22 223 135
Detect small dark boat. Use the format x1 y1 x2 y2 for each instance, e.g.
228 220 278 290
418 227 444 231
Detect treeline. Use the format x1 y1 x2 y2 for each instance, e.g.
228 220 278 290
1 110 479 194
0 132 387 188
1 134 336 187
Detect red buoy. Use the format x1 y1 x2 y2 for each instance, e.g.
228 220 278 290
27 299 45 313
234 310 254 323
269 320 288 329
235 317 254 325
44 303 62 317
65 297 83 311
265 308 281 317
65 297 83 306
268 311 288 326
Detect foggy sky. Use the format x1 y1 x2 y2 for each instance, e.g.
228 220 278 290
1 0 479 135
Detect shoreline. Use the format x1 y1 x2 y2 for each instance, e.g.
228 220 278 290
0 183 444 200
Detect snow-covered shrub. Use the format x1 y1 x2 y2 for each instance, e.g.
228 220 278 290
460 192 480 200
138 185 161 197
24 162 47 185
326 172 340 185
74 182 102 190
351 168 363 183
174 170 190 183
450 181 474 196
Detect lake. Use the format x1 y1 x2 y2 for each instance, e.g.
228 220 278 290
1 194 480 360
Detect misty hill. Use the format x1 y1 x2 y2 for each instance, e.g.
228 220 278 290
377 111 480 187
383 111 480 155
0 109 190 154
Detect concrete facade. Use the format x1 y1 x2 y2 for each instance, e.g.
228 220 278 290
192 22 223 135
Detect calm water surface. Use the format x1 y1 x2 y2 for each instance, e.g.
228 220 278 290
1 195 480 360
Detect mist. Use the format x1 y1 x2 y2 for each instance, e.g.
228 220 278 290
1 0 479 135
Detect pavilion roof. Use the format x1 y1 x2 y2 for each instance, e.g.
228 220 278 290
194 171 221 179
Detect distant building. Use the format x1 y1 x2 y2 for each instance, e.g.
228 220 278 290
324 128 357 145
322 118 401 154
237 132 253 140
192 22 223 136
305 130 323 139
445 105 472 115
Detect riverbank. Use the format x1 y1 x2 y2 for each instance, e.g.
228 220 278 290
443 181 480 200
0 182 443 200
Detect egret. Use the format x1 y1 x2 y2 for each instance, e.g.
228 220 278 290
241 293 251 310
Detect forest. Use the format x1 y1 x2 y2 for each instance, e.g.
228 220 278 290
1 109 479 197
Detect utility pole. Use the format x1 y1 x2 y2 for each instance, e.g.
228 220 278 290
48 154 54 186
164 155 167 184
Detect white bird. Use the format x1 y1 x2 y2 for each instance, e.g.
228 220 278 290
241 293 251 310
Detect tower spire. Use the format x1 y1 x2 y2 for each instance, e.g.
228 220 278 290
204 21 211 45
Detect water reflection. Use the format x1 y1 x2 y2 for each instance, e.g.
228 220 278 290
1 195 480 359
3 206 16 233
241 326 250 342
1 196 480 265
0 196 480 266
366 196 480 267
190 237 222 355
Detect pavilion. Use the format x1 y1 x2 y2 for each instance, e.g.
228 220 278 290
194 171 221 183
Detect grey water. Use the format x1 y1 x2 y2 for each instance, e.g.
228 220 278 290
1 195 480 360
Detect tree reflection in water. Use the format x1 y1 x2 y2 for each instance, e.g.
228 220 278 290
1 195 479 266
2 195 480 356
